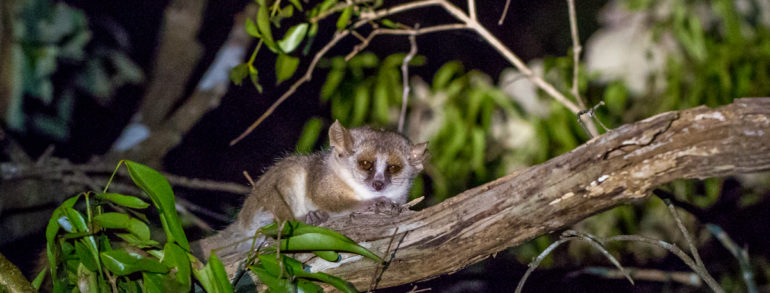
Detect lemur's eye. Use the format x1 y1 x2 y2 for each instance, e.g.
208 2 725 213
358 160 373 171
388 164 402 174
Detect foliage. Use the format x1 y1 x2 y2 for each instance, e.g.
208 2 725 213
6 0 143 140
249 221 380 292
230 0 403 90
44 160 225 292
42 161 378 292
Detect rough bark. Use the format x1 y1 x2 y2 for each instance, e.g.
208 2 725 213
219 98 770 290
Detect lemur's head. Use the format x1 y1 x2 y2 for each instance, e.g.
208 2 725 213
328 120 428 202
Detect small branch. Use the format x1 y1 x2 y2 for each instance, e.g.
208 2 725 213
660 197 705 270
434 0 583 115
707 224 758 293
566 0 601 138
571 267 702 287
231 31 350 145
467 0 476 21
515 230 632 293
498 0 512 25
398 26 419 133
515 238 571 293
309 0 374 23
566 0 585 110
607 235 724 293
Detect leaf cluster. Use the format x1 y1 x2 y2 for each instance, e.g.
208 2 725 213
41 161 380 292
8 0 143 140
230 0 398 90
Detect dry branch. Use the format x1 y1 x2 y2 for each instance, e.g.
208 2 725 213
217 98 770 290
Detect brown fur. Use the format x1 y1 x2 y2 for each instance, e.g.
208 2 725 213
193 120 428 259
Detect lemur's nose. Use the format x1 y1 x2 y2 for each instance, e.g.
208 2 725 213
372 180 385 191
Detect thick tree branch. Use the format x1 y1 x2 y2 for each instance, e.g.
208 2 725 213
218 98 770 290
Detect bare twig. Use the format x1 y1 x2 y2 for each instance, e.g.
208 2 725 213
660 197 705 270
243 171 255 186
566 0 602 138
398 26 419 133
607 235 724 293
515 230 632 293
467 0 476 21
498 0 512 25
369 227 399 292
571 267 702 287
577 101 608 137
230 31 350 145
707 224 758 293
515 238 571 293
566 0 585 110
345 24 467 61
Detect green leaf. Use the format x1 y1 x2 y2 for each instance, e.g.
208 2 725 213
278 23 308 53
433 61 464 90
229 63 249 86
74 240 99 272
248 65 263 92
275 54 300 84
256 254 356 292
604 82 627 115
252 265 322 292
351 82 371 126
46 201 72 288
336 6 353 30
193 253 233 293
348 52 379 68
77 263 99 293
373 78 390 123
63 207 89 233
331 93 352 123
320 69 345 101
96 193 150 209
260 221 355 243
31 268 47 290
312 250 340 262
380 19 398 29
308 22 319 38
279 5 294 18
124 161 189 250
289 0 303 11
142 272 164 293
161 243 191 291
93 212 151 240
280 233 381 262
47 195 81 243
100 249 168 276
296 118 323 154
318 0 337 13
244 18 260 38
257 4 277 52
115 233 159 248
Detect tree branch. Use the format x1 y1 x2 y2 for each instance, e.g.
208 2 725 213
217 98 770 290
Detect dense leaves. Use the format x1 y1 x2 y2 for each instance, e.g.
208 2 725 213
42 161 379 292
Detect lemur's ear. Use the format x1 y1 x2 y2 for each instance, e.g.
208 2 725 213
329 120 354 156
409 142 429 170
